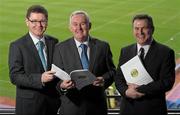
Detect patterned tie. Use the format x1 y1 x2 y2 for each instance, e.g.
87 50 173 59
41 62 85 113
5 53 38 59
80 44 89 69
139 47 145 61
37 41 47 71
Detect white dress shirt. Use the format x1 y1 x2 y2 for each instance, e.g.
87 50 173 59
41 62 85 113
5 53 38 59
74 37 90 60
29 32 47 62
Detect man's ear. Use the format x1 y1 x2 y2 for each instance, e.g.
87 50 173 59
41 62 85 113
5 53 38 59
89 22 91 29
68 24 72 32
25 18 29 26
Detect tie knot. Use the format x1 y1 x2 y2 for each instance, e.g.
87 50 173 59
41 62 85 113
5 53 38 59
38 41 44 48
140 47 144 54
139 47 145 60
80 44 87 51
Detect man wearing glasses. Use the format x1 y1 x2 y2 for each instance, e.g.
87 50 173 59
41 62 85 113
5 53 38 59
8 5 60 115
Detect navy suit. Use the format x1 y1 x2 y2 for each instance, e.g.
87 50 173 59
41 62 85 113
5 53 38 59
114 40 175 115
53 37 116 115
9 33 60 115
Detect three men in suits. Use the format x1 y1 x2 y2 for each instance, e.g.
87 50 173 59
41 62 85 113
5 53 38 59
114 14 175 115
8 5 60 115
53 10 116 115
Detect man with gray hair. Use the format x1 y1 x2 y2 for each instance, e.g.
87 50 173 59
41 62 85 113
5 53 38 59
53 10 115 115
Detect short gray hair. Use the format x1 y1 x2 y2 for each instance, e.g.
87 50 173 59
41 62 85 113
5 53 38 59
69 10 90 24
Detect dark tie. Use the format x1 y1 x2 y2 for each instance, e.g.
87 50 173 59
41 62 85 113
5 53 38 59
37 41 47 71
80 44 89 69
139 47 145 61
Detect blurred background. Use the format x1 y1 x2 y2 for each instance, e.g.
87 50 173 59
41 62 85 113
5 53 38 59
0 0 180 111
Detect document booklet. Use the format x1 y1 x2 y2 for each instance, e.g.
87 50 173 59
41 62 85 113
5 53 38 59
51 64 96 90
120 55 153 85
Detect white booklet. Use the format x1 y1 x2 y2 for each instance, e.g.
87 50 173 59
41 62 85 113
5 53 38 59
51 64 96 90
120 55 153 85
51 64 71 80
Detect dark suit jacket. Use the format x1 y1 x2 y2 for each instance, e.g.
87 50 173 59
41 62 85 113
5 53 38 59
53 37 116 115
114 40 175 115
8 33 60 115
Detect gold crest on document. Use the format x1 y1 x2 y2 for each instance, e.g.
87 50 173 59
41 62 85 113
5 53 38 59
130 69 138 77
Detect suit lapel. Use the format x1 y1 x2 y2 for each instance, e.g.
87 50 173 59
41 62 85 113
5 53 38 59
25 34 45 71
144 40 157 66
88 37 97 72
131 44 137 58
45 37 52 69
69 38 83 70
67 37 97 71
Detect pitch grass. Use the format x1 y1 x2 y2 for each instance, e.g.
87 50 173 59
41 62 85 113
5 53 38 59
0 0 180 98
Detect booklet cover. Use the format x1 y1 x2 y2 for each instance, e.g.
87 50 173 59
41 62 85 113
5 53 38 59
51 64 71 80
51 64 96 90
120 55 153 85
70 69 96 90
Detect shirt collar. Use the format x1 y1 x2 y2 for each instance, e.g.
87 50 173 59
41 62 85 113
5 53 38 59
74 36 89 48
137 38 153 52
29 32 45 45
137 44 150 52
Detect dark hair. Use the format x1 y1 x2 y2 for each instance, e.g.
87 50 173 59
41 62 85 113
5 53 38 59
132 14 154 33
26 5 48 20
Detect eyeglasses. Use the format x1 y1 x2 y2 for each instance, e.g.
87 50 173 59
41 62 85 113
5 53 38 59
28 18 47 25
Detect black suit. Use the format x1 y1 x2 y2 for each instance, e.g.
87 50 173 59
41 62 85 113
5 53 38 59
114 40 175 115
53 37 115 115
9 33 60 115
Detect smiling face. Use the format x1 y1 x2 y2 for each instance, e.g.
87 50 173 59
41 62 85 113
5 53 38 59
26 12 47 38
133 19 153 45
69 13 91 42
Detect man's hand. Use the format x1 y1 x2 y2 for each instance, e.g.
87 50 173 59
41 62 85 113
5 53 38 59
41 71 56 83
125 83 145 99
93 77 104 87
60 80 75 90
